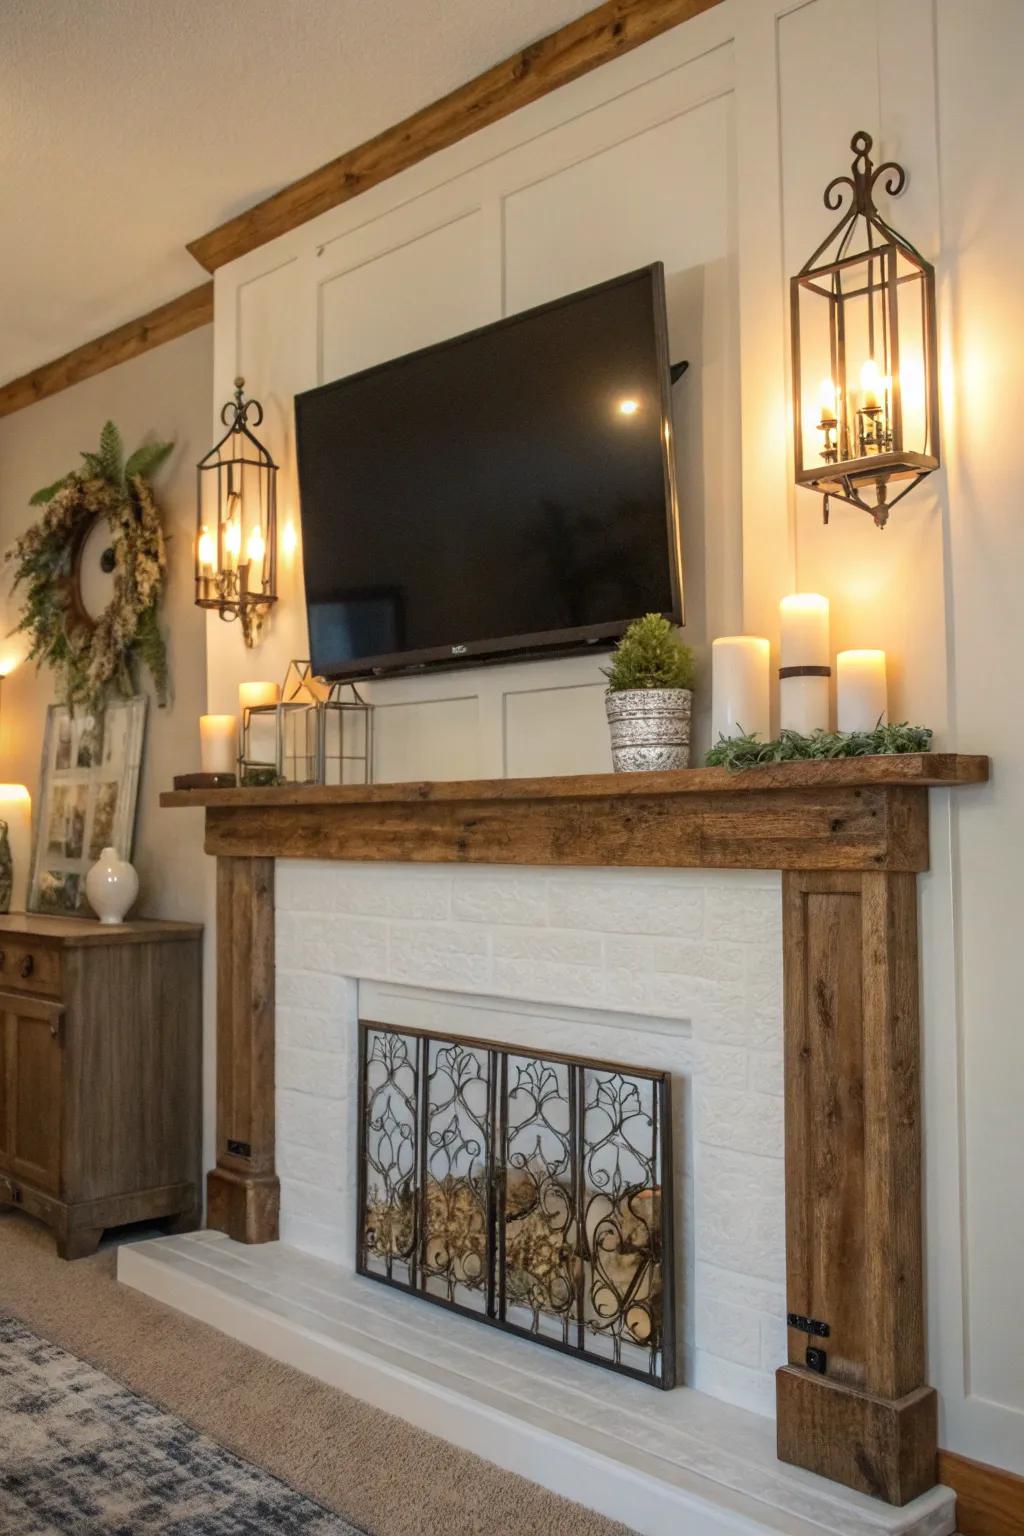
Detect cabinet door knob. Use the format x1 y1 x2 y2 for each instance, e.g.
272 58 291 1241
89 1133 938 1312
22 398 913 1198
19 955 34 979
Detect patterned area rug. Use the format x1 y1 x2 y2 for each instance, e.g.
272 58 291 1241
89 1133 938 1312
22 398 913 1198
0 1314 362 1534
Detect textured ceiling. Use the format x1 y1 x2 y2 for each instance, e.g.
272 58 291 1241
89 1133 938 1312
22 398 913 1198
0 0 597 385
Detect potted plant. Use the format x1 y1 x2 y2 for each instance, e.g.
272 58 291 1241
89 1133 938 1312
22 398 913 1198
604 613 696 772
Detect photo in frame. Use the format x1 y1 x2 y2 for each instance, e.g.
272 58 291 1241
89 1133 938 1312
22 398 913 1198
29 695 147 917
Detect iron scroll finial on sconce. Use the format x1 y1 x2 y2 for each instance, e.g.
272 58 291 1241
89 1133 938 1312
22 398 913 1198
194 376 279 646
790 131 940 528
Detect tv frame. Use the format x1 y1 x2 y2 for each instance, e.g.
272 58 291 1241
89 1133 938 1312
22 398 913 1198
295 262 684 681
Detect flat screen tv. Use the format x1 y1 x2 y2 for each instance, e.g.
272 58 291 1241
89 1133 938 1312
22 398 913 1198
295 263 682 680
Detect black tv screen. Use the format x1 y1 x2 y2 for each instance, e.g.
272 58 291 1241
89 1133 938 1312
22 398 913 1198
295 263 682 679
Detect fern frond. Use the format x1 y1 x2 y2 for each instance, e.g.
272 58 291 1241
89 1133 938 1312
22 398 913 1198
124 439 173 482
28 476 70 506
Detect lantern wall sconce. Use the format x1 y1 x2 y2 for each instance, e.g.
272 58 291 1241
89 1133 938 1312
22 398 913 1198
195 377 278 645
791 131 939 528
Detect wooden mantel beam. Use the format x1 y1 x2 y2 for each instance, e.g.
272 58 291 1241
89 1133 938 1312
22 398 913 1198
161 754 989 1508
185 0 727 273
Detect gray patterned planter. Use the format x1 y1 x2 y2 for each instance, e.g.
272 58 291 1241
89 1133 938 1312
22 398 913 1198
605 688 692 772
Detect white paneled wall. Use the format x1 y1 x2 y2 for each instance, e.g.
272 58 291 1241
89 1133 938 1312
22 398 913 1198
206 0 1024 1469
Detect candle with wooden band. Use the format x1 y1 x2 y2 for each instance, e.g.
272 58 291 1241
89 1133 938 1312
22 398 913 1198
711 636 771 744
837 649 887 733
0 785 31 913
779 593 830 735
199 714 238 777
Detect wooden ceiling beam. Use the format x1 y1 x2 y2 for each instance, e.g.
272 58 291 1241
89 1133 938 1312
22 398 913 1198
0 282 214 420
186 0 725 274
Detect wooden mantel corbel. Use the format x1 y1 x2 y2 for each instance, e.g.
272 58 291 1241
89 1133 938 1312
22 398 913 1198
162 753 988 1507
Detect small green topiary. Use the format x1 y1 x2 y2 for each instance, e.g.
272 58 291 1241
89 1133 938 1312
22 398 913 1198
604 613 696 693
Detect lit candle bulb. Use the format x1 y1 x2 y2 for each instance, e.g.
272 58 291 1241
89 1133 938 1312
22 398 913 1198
837 649 887 733
818 377 838 425
197 525 216 575
223 516 241 571
860 358 882 412
246 524 266 569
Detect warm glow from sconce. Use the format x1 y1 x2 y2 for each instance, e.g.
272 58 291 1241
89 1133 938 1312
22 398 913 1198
197 525 216 574
618 398 639 416
818 377 838 424
0 784 29 801
283 520 298 559
223 517 241 565
246 525 266 567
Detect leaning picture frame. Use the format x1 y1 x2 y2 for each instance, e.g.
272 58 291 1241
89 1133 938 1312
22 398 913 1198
29 695 147 917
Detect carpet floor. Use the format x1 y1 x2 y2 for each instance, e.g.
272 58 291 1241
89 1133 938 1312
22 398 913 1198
0 1211 634 1536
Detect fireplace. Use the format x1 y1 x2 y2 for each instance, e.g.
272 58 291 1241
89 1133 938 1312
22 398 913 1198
357 1020 675 1387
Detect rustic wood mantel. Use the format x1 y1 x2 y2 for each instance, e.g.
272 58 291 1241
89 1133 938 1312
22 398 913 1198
162 754 988 1507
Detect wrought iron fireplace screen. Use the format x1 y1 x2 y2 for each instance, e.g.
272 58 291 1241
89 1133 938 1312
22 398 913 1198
357 1020 675 1388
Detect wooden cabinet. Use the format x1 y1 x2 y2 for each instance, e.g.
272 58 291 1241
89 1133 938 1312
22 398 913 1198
0 914 202 1259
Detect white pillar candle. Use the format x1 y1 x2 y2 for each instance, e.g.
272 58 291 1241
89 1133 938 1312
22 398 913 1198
711 636 771 743
837 649 887 733
0 785 31 913
779 593 830 734
199 714 238 777
238 681 280 712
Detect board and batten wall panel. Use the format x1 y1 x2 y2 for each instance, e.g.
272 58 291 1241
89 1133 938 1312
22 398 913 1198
206 0 1024 1469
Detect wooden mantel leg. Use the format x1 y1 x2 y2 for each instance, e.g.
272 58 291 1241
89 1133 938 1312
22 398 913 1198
206 856 280 1244
777 870 935 1506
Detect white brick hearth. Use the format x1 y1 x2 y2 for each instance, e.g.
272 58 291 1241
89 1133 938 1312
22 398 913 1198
273 859 786 1418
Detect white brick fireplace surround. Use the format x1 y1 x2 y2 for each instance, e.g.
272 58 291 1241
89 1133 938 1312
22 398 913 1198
122 852 958 1536
274 859 787 1417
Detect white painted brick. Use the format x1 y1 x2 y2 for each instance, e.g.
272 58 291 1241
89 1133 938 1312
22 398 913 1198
277 1006 348 1054
388 923 490 989
277 911 388 975
275 970 357 1015
687 1043 748 1089
746 1050 784 1096
493 928 603 966
761 1314 789 1373
492 958 609 1011
695 1295 762 1367
279 1141 346 1190
692 1350 777 1418
652 939 747 982
277 1046 347 1098
705 886 782 944
696 1087 784 1158
696 1263 786 1319
548 879 704 937
279 1212 349 1268
695 1145 786 1283
278 862 450 920
279 1175 346 1225
452 873 549 926
692 992 781 1052
278 1091 347 1155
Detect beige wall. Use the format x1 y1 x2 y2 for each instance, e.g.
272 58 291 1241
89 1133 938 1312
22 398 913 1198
0 324 212 922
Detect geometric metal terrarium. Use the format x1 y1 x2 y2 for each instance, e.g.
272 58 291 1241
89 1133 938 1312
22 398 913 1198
791 130 940 528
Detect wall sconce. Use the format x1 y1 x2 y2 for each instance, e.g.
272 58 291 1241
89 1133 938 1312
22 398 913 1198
791 131 939 528
195 377 278 645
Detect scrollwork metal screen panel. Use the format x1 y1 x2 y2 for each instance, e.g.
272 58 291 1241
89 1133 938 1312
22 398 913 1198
358 1021 675 1388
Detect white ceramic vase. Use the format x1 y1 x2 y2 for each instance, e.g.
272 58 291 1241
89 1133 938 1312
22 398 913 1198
85 846 139 925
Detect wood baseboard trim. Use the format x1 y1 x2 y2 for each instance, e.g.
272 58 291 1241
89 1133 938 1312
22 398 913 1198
938 1449 1024 1536
186 0 725 273
0 281 214 420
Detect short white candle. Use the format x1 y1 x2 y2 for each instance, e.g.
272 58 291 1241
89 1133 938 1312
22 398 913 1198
711 637 771 743
837 649 887 733
779 593 830 734
0 785 31 912
238 681 280 713
199 714 238 776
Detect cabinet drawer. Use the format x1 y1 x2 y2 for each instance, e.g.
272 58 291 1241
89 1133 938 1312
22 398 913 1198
0 939 61 997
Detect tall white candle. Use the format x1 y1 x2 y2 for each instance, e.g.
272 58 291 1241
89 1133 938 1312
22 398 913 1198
779 593 830 734
711 637 771 743
199 715 237 776
837 649 887 733
0 785 31 912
